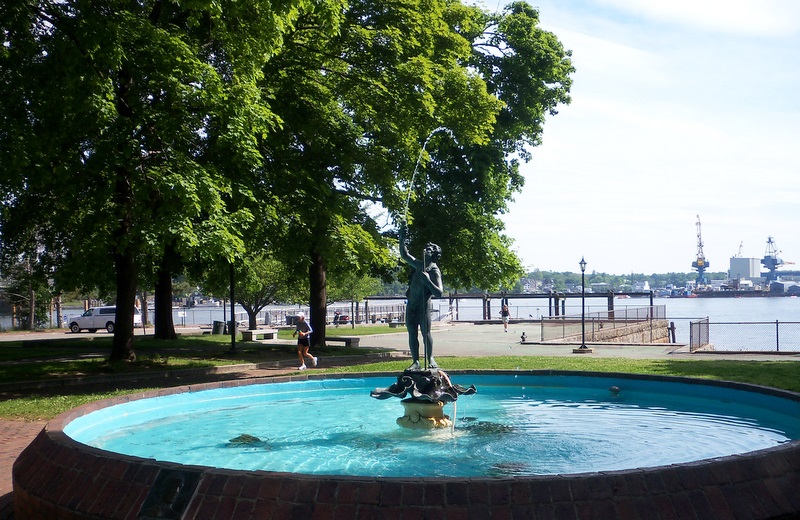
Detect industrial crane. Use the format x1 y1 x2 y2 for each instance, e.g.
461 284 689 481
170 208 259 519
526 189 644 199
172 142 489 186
762 236 785 282
691 215 709 285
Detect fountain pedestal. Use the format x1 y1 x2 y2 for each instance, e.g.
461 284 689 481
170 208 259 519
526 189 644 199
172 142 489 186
371 368 476 429
397 399 451 429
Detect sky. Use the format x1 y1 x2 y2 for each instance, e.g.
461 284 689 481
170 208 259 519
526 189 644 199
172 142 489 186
499 0 800 275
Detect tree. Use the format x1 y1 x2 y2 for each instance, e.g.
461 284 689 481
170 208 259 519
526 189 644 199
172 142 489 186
0 0 342 358
402 3 573 291
257 0 570 345
0 254 52 329
1 0 572 356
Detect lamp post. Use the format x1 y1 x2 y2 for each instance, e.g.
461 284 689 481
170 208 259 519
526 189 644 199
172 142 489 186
574 257 593 353
580 257 586 348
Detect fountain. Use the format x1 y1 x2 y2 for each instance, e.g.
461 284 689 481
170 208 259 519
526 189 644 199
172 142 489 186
370 368 475 429
12 372 800 519
14 371 800 520
402 126 458 223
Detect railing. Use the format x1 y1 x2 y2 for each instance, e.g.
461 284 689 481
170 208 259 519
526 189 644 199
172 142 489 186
690 320 800 353
540 306 665 342
362 303 408 324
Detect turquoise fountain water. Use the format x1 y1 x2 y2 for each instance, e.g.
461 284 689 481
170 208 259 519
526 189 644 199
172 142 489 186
64 374 800 478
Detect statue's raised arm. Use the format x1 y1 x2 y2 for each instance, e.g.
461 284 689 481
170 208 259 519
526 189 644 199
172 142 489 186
398 223 421 271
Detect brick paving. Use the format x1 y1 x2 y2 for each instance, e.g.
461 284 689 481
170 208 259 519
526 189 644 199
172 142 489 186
0 420 44 520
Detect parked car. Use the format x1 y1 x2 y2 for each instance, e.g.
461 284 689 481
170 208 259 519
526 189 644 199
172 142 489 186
68 306 142 333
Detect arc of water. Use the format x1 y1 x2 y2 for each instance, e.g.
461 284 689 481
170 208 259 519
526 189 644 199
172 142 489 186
402 126 456 222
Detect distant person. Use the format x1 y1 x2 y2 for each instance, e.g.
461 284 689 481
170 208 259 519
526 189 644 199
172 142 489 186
292 312 317 370
500 304 511 332
333 310 341 327
399 223 443 370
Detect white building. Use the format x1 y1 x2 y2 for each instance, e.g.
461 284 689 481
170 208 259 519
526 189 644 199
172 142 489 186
729 257 761 281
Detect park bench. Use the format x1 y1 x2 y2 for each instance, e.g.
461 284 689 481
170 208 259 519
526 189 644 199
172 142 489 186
388 321 405 328
241 329 279 341
325 336 360 348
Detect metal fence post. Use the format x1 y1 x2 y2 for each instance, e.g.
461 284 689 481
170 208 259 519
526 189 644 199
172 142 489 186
540 317 543 342
776 320 780 352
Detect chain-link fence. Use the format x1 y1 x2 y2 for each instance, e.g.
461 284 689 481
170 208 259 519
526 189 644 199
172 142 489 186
690 320 800 353
689 318 709 352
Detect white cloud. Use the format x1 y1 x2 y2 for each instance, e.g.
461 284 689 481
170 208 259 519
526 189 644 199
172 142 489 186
596 0 800 36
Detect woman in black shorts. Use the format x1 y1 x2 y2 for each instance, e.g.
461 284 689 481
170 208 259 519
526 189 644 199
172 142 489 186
292 312 317 370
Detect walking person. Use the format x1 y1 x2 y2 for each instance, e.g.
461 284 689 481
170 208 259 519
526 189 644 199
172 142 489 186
292 312 317 370
500 304 511 332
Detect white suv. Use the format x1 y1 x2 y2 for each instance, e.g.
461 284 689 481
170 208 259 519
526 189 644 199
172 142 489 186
68 306 142 333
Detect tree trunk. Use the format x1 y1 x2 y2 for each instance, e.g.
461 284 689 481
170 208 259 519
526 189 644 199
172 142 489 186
309 250 327 347
243 306 258 330
27 277 35 330
139 291 149 326
109 66 138 362
154 264 177 340
54 295 62 328
110 248 138 361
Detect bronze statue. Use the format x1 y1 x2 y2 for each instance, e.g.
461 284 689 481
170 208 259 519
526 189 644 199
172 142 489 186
370 221 475 428
399 223 443 370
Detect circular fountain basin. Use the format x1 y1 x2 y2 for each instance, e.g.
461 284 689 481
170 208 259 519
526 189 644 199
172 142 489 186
13 371 800 519
62 373 800 477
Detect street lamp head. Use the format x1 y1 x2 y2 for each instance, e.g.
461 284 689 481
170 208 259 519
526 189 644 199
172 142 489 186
579 257 587 273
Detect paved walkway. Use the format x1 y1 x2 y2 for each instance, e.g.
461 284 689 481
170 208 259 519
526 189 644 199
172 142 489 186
0 421 43 519
362 321 800 361
1 322 798 519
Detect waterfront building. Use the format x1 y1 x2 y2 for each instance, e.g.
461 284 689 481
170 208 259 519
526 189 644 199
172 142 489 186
729 256 760 281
